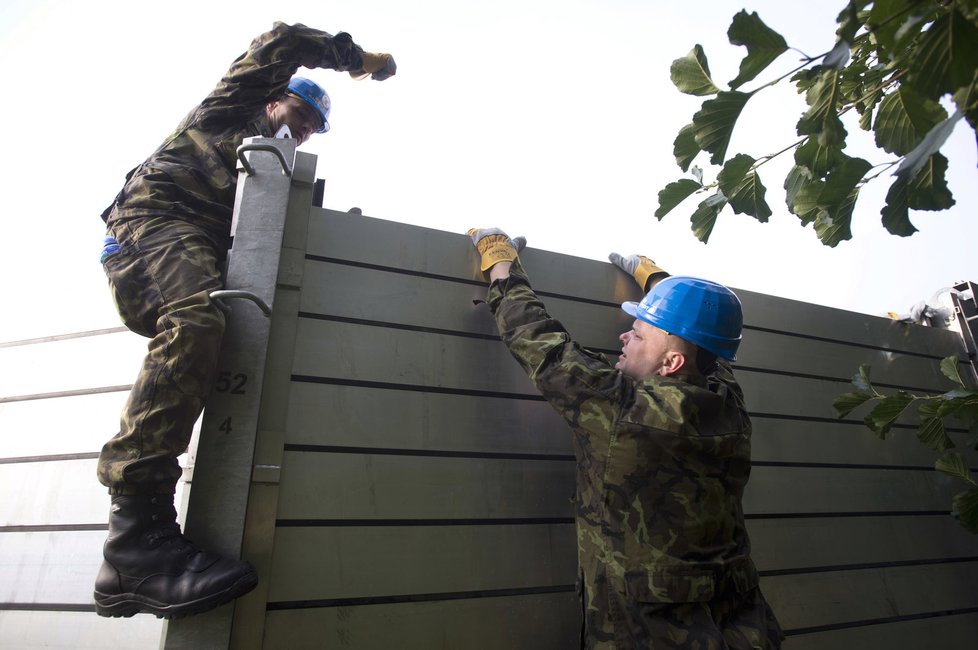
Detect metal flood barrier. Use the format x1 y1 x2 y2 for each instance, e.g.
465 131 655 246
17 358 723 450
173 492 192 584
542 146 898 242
2 138 977 649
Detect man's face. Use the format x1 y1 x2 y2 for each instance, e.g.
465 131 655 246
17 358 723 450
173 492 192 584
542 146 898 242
266 96 323 145
615 319 674 380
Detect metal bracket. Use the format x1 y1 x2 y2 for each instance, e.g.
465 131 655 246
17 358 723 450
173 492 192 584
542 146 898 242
209 290 272 317
236 143 293 177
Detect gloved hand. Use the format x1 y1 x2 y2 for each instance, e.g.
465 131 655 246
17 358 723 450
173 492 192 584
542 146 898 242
467 228 526 271
350 52 397 80
609 253 668 290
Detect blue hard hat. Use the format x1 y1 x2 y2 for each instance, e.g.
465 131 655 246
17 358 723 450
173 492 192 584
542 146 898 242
287 77 331 133
621 276 743 361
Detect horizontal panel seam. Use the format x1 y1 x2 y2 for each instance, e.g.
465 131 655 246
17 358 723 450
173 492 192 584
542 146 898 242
784 606 978 637
276 518 575 527
0 452 99 465
265 583 576 610
0 603 96 612
760 555 978 577
0 524 108 533
0 327 129 349
0 385 132 404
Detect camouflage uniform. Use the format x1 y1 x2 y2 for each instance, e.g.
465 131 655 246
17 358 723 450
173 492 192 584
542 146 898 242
487 263 783 649
98 22 367 495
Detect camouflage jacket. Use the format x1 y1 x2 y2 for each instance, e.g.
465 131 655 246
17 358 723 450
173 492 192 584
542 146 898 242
103 22 365 249
487 264 759 608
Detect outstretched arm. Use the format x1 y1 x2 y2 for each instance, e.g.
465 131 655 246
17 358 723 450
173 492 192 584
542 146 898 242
206 22 395 114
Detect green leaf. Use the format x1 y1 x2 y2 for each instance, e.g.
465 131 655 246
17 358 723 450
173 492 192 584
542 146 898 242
690 193 728 243
728 171 772 222
880 177 918 237
716 154 753 191
835 0 863 44
863 391 915 436
867 0 912 58
820 156 872 208
795 137 845 177
693 91 752 165
814 188 857 247
952 71 978 133
936 451 973 483
874 86 948 155
907 8 978 101
788 174 827 226
834 391 876 418
673 123 700 172
655 179 702 219
941 356 967 387
784 164 813 208
716 154 773 221
796 70 847 147
908 153 955 211
917 400 954 451
789 155 869 245
894 111 964 181
727 10 788 90
951 487 978 533
671 45 722 96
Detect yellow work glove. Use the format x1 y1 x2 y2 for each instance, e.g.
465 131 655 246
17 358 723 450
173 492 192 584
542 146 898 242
608 253 668 291
467 228 526 272
350 52 397 81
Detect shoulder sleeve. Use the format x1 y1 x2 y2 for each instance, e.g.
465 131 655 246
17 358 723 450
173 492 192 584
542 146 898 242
487 263 631 432
708 358 747 408
202 21 365 115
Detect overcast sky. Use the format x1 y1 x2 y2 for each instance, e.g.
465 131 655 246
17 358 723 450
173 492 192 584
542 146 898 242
1 0 975 343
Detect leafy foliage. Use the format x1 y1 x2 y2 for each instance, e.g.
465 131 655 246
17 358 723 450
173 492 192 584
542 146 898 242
656 2 978 246
834 356 978 532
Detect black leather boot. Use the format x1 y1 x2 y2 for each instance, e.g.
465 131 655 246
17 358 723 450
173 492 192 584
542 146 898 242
94 495 258 619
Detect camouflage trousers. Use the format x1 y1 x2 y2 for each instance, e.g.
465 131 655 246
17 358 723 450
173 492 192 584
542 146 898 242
98 215 226 495
582 572 783 649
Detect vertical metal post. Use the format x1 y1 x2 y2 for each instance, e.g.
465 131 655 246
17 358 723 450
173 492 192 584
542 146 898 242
951 280 978 381
163 137 298 649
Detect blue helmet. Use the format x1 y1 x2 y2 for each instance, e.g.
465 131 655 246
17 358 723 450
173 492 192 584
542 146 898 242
287 77 331 133
621 276 743 361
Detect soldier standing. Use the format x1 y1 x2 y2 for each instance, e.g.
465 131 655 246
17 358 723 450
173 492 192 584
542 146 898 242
468 229 783 649
94 22 395 619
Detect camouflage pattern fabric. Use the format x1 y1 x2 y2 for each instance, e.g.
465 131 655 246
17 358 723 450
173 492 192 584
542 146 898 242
487 261 783 649
98 216 224 495
97 22 372 494
102 22 366 250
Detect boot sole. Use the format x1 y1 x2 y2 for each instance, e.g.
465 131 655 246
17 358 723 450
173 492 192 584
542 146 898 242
94 568 258 619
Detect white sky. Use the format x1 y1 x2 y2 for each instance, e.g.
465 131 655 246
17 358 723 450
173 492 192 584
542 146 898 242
1 0 975 343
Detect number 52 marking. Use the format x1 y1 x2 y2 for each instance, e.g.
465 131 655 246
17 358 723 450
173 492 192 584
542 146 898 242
215 371 248 395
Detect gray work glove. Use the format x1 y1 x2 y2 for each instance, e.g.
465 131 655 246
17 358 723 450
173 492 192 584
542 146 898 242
467 228 526 271
609 253 668 290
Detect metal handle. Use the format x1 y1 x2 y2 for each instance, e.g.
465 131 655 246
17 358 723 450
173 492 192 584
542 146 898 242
210 290 272 317
236 143 293 177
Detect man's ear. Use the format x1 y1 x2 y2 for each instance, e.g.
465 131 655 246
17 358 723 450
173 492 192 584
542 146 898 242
660 350 687 377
